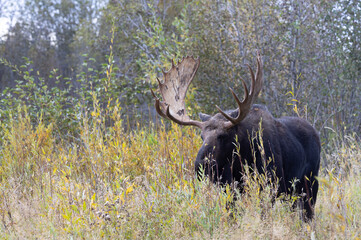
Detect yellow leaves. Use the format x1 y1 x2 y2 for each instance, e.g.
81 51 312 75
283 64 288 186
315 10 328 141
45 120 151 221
90 111 99 118
149 202 154 213
334 213 345 221
62 212 71 221
82 201 87 212
285 85 303 116
317 177 330 188
293 104 299 115
91 193 96 203
328 213 348 234
114 166 122 174
70 204 79 214
35 122 54 150
126 184 134 195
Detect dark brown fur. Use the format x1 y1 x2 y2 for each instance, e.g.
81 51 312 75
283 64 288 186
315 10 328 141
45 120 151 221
195 104 321 220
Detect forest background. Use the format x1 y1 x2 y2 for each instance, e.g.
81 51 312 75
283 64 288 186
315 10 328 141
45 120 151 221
0 0 360 238
1 0 360 142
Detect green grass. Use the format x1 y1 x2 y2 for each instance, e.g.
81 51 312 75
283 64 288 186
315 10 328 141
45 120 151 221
0 106 360 239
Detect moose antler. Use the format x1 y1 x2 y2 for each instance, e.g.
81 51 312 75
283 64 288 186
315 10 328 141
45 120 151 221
217 52 263 128
152 53 263 129
151 56 204 128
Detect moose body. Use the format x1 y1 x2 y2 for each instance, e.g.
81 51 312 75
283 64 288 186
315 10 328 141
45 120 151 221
196 104 320 219
152 54 320 220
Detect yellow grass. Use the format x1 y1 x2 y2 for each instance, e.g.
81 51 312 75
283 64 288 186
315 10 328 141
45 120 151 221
0 106 360 239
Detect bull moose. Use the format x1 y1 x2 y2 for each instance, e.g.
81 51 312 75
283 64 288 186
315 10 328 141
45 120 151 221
151 53 321 220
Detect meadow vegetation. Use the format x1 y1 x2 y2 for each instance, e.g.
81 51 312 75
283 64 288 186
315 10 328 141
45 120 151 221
0 1 360 238
0 104 360 239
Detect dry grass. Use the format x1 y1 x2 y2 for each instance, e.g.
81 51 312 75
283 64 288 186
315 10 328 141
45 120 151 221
0 106 360 239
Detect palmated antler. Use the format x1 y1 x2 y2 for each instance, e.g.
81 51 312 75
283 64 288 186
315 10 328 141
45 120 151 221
151 56 204 128
217 52 263 129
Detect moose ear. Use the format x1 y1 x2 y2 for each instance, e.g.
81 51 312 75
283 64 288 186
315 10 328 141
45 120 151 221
228 109 239 118
199 113 211 122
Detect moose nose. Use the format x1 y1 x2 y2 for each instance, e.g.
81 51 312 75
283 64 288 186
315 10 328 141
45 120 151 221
195 142 216 179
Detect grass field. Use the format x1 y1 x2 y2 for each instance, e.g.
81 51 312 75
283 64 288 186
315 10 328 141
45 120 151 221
0 106 360 239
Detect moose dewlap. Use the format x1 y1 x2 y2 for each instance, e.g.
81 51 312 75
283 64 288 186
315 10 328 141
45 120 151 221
151 53 321 220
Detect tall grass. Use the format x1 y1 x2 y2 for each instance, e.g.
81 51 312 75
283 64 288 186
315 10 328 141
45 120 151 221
0 105 360 239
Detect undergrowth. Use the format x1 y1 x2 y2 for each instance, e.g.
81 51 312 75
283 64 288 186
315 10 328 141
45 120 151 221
0 105 360 239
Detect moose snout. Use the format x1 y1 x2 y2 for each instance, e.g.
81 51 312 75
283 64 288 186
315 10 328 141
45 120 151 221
195 144 216 180
195 147 206 179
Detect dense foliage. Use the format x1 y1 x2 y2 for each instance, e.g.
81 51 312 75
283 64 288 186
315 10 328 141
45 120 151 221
0 0 360 238
0 0 360 141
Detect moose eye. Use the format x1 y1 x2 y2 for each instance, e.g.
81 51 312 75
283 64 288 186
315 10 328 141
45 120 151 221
217 134 227 142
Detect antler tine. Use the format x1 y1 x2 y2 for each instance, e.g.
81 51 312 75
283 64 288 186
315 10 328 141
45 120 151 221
247 63 256 95
217 83 251 127
151 88 168 119
154 99 168 119
217 54 263 128
215 87 241 123
216 105 235 124
253 54 263 97
150 88 157 98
